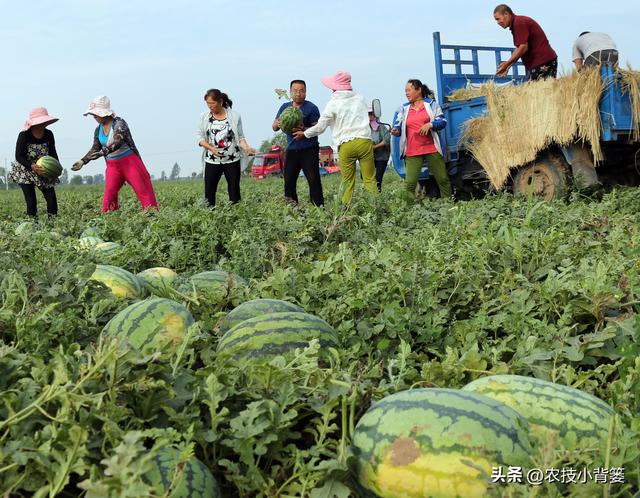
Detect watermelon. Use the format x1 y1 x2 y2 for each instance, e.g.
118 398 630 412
103 298 194 351
76 236 104 250
350 388 532 498
137 267 178 297
81 227 101 238
217 311 340 359
15 221 37 236
143 448 220 498
36 155 63 178
90 264 143 299
93 241 121 258
179 270 246 296
218 298 304 334
279 106 303 134
462 375 615 448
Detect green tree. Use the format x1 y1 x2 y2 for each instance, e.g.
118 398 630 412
60 168 68 185
70 175 83 185
161 170 167 181
260 132 288 153
170 162 181 180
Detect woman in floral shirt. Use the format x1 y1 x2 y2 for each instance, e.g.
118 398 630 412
9 107 60 219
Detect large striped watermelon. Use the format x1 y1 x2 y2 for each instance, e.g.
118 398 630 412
90 265 142 299
179 270 247 297
137 267 179 297
350 388 532 498
36 155 63 178
462 375 614 448
143 448 220 498
217 311 339 359
218 298 304 334
103 298 194 351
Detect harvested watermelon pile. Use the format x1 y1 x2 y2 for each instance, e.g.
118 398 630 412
0 176 639 497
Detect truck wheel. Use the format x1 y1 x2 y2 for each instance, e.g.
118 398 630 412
513 154 569 200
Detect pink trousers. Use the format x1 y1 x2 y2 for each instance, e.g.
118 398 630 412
102 153 158 212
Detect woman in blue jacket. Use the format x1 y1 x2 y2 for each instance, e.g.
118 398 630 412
391 79 451 200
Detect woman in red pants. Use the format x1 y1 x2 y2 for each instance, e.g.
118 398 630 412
71 96 158 212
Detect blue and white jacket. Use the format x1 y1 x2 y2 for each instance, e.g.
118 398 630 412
392 98 447 157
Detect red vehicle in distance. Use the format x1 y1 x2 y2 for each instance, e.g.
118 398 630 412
251 145 284 179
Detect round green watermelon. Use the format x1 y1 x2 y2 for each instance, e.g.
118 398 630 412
462 375 615 448
90 265 143 299
93 241 121 258
36 155 63 178
76 236 104 250
81 227 101 238
279 106 303 134
137 267 179 297
103 298 195 351
15 221 37 236
143 448 220 498
350 388 532 498
218 298 304 334
216 311 340 359
179 270 246 297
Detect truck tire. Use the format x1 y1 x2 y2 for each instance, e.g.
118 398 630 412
513 154 569 201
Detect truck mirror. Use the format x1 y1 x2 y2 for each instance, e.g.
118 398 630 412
371 99 382 119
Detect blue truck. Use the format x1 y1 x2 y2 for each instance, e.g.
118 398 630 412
390 32 640 199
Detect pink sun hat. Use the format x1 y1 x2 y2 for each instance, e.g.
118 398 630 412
320 71 353 91
22 107 59 131
83 95 116 117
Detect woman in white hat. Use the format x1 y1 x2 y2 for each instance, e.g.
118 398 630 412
293 71 377 204
72 96 158 212
9 107 60 219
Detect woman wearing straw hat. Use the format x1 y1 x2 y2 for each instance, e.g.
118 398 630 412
293 71 377 204
391 79 451 201
9 107 60 219
71 96 158 212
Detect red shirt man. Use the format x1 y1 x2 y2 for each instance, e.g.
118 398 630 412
493 4 558 81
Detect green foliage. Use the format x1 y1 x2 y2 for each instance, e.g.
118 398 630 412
0 177 639 497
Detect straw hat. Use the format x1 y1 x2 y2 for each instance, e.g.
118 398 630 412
83 96 116 117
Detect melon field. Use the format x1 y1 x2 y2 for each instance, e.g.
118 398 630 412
0 175 639 497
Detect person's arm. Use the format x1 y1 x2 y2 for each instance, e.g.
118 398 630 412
496 44 528 76
47 131 59 160
574 58 584 71
272 103 285 132
572 41 584 71
15 132 31 167
101 118 128 155
80 129 103 164
431 101 447 131
236 115 255 156
301 103 333 138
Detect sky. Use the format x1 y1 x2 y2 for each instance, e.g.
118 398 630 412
1 0 638 179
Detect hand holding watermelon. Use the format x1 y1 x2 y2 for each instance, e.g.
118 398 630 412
31 163 45 176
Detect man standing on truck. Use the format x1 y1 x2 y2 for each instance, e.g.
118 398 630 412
493 4 558 81
572 32 618 71
273 80 324 207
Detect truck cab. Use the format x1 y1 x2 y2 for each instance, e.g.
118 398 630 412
252 145 284 179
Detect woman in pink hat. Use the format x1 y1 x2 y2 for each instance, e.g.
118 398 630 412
71 96 158 212
9 107 60 219
293 71 377 203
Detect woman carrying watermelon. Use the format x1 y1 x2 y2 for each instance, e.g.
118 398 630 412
293 71 377 204
197 89 256 207
71 96 158 212
9 107 61 219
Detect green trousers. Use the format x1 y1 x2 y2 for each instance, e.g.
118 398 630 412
404 152 452 200
338 138 378 203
